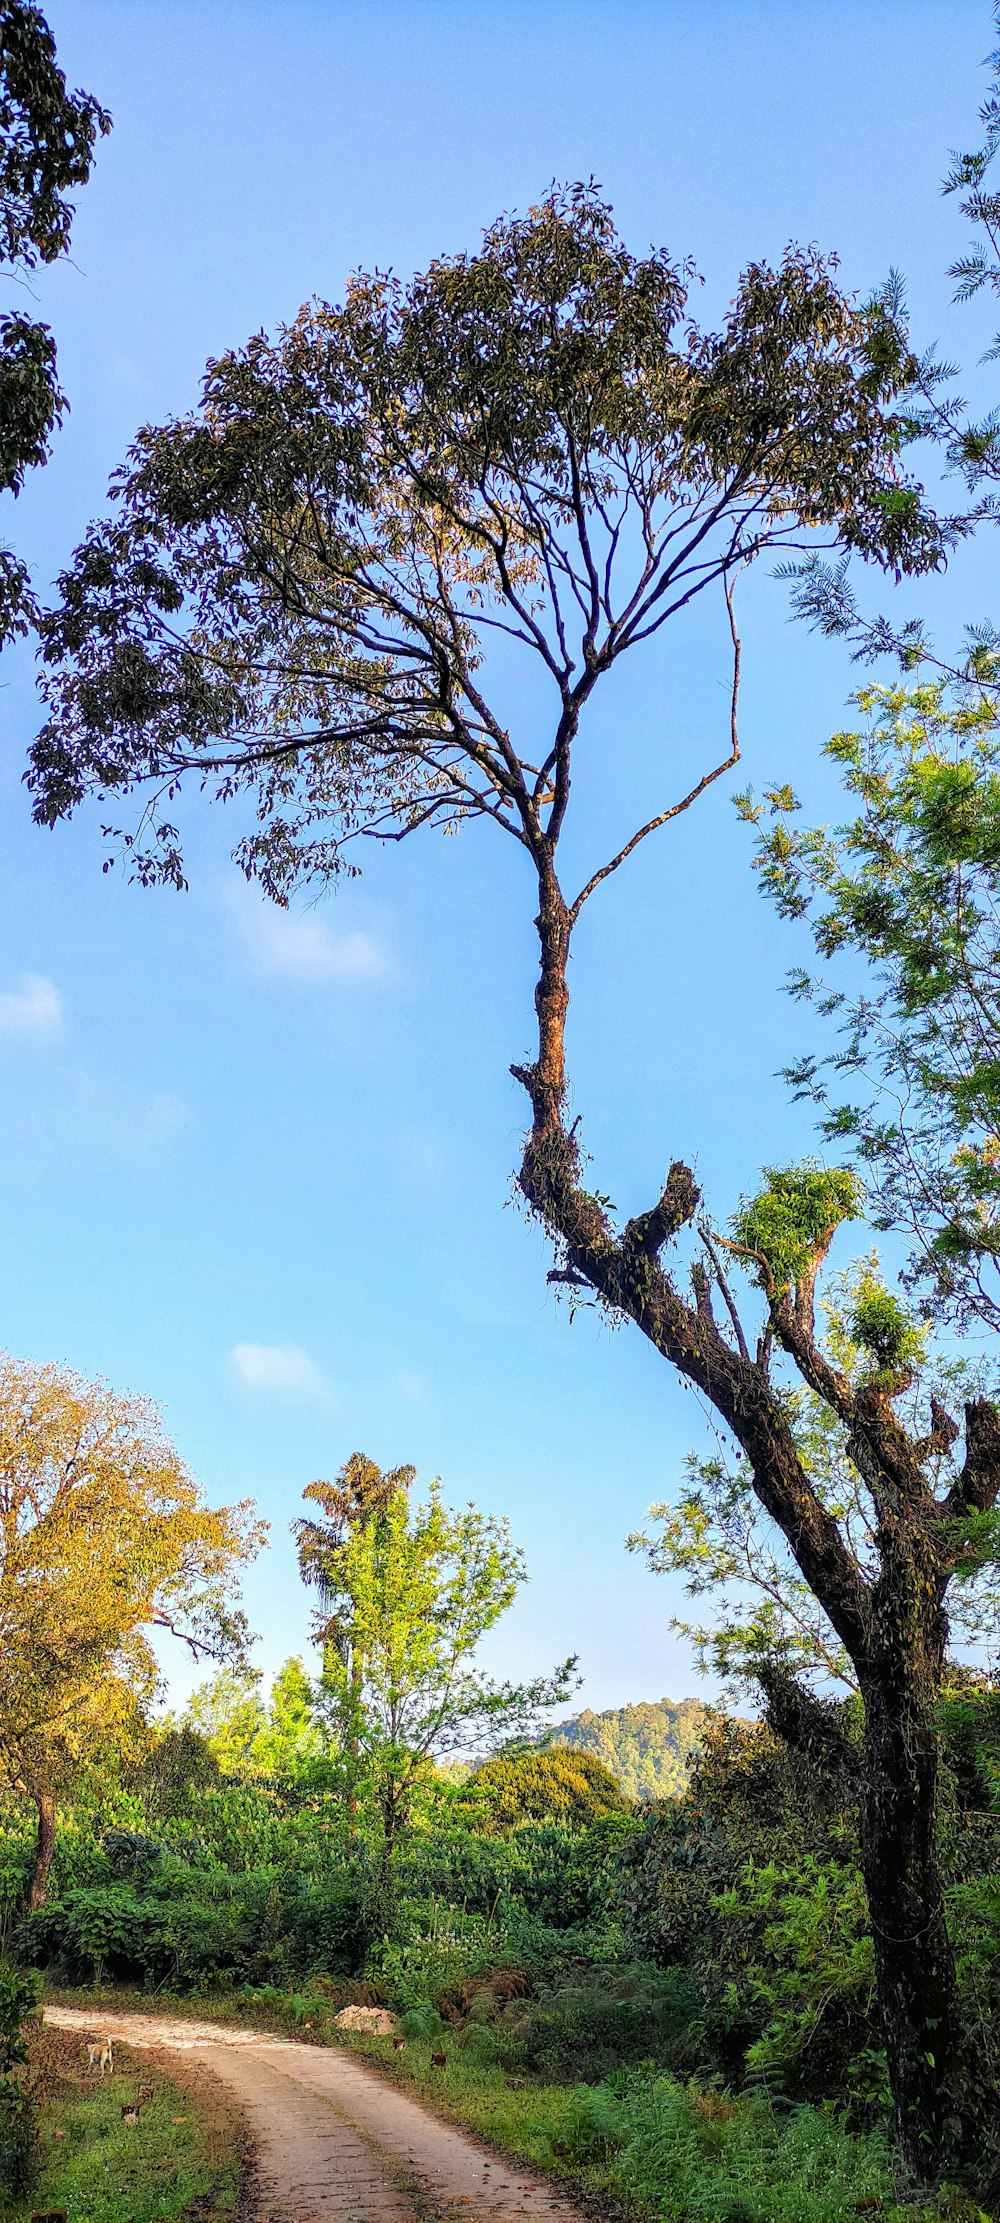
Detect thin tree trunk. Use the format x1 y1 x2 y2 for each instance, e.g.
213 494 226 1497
28 1790 56 1911
345 1648 362 1847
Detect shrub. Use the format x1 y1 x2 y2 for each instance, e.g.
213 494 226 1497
0 1966 40 2199
601 2072 907 2223
376 1904 493 2010
286 1874 369 1976
501 1965 698 2083
466 1748 631 1830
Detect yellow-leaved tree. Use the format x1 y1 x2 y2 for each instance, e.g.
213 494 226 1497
0 1352 265 1907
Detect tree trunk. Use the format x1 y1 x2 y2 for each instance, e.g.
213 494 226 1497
345 1648 362 1847
859 1653 987 2184
28 1790 56 1911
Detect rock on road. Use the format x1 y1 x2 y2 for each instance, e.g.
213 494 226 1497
44 2004 589 2223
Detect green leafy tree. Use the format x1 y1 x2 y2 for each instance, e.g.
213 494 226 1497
297 1457 575 1873
742 684 1000 1331
0 1351 263 1908
466 1745 629 1831
296 1453 408 1839
0 4 110 641
180 1656 323 1779
253 1657 322 1776
180 1666 269 1771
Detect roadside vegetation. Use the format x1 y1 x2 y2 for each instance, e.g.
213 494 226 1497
3 2010 242 2223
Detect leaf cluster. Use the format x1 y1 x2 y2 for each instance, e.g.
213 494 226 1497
747 683 1000 1327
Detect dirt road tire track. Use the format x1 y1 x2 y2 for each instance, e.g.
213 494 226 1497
44 2005 588 2223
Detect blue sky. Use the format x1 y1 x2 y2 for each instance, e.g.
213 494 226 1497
1 0 997 1715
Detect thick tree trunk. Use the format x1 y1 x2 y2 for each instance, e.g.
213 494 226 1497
28 1790 56 1911
514 869 1000 2191
859 1653 989 2185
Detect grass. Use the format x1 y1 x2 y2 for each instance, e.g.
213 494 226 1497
4 2019 244 2223
38 1987 994 2223
334 2027 992 2223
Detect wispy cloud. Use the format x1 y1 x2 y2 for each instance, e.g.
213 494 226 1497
231 1341 334 1403
0 973 63 1038
226 882 387 984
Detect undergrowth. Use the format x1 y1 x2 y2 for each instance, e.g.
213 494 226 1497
3 2019 242 2223
337 2025 987 2223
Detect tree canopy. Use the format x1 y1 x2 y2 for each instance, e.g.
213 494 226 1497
0 3 109 641
298 1456 575 1867
0 1351 263 1903
30 186 939 893
466 1744 630 1831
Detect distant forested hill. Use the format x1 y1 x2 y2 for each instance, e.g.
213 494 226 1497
549 1697 711 1800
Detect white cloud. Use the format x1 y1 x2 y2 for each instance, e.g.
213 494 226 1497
231 1341 334 1403
226 883 387 984
0 973 63 1038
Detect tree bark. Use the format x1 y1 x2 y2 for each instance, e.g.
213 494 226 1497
513 870 1000 2188
858 1618 985 2182
28 1790 56 1911
345 1647 363 1847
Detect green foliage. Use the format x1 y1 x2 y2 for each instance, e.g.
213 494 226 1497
133 1726 222 1819
0 5 110 641
466 1746 629 1831
0 1965 40 2198
177 1657 324 1780
378 1903 493 2011
500 1966 697 2083
731 1164 862 1295
17 1849 369 1992
848 1271 923 1373
748 683 1000 1328
547 1699 710 1802
30 188 940 893
709 1858 883 2113
301 1461 575 1865
563 2072 918 2223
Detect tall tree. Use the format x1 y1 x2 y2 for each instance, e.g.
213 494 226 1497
0 4 109 642
296 1452 407 1839
0 1351 263 1906
23 191 986 2185
297 1457 574 1873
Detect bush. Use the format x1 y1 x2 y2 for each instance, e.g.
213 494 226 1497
286 1874 369 1976
0 1965 40 2199
376 1904 493 2009
501 1965 698 2083
466 1748 631 1830
597 2072 908 2223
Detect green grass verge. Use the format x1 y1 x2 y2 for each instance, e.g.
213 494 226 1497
39 1989 993 2223
336 2028 991 2223
6 2021 243 2223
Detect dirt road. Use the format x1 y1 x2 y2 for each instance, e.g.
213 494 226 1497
44 2004 586 2223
